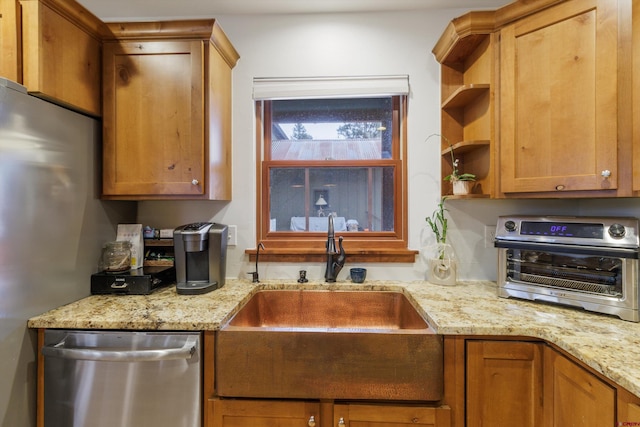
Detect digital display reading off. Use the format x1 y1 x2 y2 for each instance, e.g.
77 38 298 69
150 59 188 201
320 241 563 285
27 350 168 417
520 221 604 239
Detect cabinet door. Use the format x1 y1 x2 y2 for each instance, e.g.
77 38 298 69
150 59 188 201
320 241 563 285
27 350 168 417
633 0 640 192
210 398 319 427
618 387 640 426
0 0 20 82
500 0 618 194
543 346 615 427
102 40 205 197
333 403 451 427
20 0 102 116
466 340 543 427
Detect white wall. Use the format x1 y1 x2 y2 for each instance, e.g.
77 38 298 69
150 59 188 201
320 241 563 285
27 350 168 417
137 9 640 283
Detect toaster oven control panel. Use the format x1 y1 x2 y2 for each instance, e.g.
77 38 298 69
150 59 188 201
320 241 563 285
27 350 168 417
495 216 639 249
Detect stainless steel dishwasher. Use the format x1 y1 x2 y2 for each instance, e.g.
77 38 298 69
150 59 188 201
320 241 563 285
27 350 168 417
42 330 201 427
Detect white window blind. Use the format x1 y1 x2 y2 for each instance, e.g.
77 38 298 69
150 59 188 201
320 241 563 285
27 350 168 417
252 75 409 100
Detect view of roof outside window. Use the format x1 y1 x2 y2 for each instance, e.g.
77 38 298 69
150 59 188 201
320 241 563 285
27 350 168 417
266 97 397 233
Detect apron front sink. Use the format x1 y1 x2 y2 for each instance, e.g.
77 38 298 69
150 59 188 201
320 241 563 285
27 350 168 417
216 289 443 401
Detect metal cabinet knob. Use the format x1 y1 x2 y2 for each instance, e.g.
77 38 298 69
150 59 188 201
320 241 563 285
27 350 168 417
191 179 199 185
601 170 611 179
338 417 346 427
308 415 316 427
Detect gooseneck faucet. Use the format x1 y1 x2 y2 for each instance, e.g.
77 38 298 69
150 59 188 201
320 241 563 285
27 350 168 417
324 215 346 282
248 242 265 283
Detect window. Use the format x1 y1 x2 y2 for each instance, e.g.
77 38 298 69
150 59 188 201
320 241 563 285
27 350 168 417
252 77 415 262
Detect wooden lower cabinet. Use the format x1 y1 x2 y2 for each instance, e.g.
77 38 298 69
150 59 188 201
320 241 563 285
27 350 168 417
207 339 631 427
209 399 451 427
544 346 615 427
619 387 640 426
210 399 320 427
333 403 451 427
466 340 543 427
464 340 618 427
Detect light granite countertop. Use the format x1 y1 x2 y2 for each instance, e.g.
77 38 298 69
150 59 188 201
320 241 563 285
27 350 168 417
28 279 640 397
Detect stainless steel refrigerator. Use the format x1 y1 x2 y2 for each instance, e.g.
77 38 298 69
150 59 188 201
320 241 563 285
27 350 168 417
0 78 135 427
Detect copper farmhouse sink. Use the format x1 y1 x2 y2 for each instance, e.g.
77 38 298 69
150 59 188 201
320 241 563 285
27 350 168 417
215 289 443 401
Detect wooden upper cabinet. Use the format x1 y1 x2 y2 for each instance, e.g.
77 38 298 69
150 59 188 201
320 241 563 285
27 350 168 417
103 40 205 197
633 0 640 192
499 0 619 195
18 0 105 116
0 0 21 82
101 20 239 200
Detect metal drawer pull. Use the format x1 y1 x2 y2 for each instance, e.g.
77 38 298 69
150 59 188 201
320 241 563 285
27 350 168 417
308 415 316 427
41 336 198 362
338 417 346 427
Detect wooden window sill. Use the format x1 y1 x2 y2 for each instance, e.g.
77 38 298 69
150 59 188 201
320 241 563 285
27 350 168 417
245 248 418 263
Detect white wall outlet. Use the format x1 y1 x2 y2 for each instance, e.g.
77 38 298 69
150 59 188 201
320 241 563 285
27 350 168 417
484 225 497 248
227 225 237 246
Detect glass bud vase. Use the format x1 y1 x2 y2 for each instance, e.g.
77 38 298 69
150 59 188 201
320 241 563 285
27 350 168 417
427 242 457 286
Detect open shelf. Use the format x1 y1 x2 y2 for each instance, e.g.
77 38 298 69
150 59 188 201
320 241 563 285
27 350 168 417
441 140 490 156
444 193 490 199
143 238 174 267
434 11 496 198
144 238 174 247
442 84 490 110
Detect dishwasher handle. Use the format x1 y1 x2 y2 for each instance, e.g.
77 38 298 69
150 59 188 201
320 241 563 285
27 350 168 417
42 335 198 362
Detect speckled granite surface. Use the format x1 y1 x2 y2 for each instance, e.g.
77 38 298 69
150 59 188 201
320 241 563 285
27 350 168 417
28 279 640 397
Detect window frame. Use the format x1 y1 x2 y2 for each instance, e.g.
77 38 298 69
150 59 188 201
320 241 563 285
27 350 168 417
249 96 417 263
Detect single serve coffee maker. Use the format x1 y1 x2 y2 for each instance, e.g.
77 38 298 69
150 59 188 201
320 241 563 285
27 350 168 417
174 222 228 295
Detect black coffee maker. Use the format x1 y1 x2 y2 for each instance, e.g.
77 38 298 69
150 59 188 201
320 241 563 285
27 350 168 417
173 222 228 295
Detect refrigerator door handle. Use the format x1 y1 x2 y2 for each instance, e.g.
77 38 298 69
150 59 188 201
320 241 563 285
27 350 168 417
41 335 198 362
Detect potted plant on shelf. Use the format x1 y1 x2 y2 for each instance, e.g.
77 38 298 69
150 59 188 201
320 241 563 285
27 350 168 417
424 197 457 286
427 133 476 195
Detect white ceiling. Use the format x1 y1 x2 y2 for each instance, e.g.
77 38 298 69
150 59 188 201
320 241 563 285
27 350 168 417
77 0 512 21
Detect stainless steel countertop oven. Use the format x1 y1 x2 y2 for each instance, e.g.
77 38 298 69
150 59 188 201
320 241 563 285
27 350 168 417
495 215 640 322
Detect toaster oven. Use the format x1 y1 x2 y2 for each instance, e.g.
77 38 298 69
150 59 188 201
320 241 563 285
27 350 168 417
495 215 640 322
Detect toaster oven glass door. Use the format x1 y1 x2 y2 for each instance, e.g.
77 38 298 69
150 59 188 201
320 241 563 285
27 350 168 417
505 248 625 297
